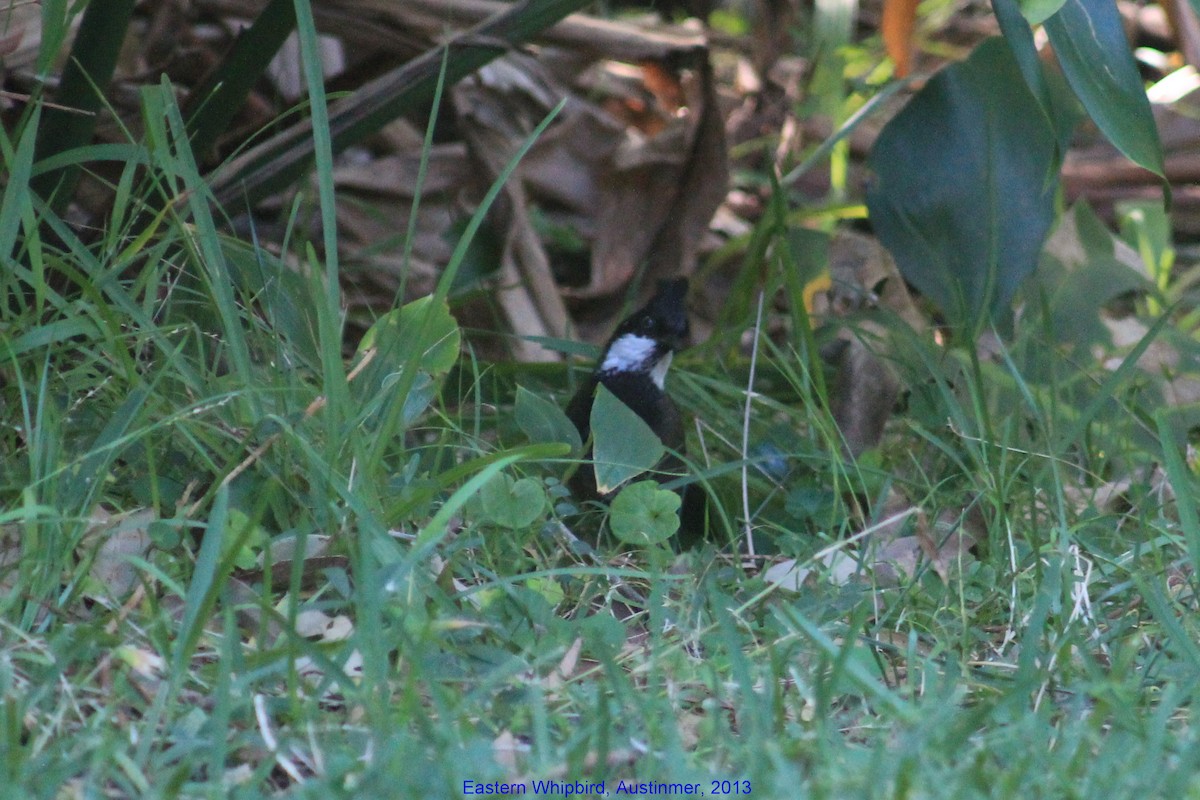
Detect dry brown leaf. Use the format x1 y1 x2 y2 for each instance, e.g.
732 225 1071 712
1100 316 1200 406
915 506 983 581
521 106 624 215
334 143 465 310
0 522 23 596
821 228 926 332
587 57 727 297
813 231 923 456
453 54 574 361
762 550 863 591
826 335 901 457
294 609 354 642
492 730 522 772
871 536 922 585
0 2 47 71
232 532 346 591
81 506 155 600
545 637 583 690
294 648 363 688
113 644 165 680
1062 465 1170 514
1159 0 1200 76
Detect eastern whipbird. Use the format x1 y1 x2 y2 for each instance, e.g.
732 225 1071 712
565 278 706 545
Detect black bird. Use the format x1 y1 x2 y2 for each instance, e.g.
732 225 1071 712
565 278 706 543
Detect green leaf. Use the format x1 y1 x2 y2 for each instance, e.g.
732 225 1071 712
479 474 546 530
525 576 565 607
1032 203 1152 351
866 37 1057 334
609 481 681 545
1116 198 1174 295
356 295 461 395
182 0 296 159
515 386 582 454
1044 0 1166 189
991 0 1082 158
1010 0 1067 25
591 385 665 496
219 237 321 365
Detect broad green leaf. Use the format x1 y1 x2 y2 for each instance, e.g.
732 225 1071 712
1031 203 1151 351
1044 0 1166 189
67 386 150 503
220 237 321 365
479 474 546 530
1011 0 1067 25
399 372 439 426
515 386 583 454
356 295 461 393
223 509 271 571
525 576 565 607
991 0 1082 159
866 37 1057 334
610 481 680 545
591 384 665 495
1117 199 1174 297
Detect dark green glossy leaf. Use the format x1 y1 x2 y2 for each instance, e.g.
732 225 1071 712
992 0 1082 157
866 37 1057 333
515 386 582 454
591 385 664 495
610 481 680 545
1044 0 1166 188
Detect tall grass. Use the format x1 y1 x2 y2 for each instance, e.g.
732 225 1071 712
3 4 1200 800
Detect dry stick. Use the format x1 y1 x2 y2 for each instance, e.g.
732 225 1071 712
185 347 378 517
0 90 98 114
741 291 766 562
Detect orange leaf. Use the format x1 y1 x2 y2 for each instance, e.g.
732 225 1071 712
882 0 920 77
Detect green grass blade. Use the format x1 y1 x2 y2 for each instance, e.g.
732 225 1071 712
183 0 297 159
172 484 230 677
293 0 349 424
1155 409 1200 574
31 0 135 212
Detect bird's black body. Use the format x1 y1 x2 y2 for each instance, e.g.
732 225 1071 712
565 278 706 543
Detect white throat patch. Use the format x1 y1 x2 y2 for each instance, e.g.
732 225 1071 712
649 351 673 390
600 334 672 389
601 334 657 373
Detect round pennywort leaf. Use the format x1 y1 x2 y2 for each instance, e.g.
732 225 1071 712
610 480 680 545
479 474 546 530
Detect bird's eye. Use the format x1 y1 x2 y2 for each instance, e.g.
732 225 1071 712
638 317 655 335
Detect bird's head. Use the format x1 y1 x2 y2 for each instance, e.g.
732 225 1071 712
598 278 690 389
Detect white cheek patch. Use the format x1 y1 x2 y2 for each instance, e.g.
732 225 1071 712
601 334 658 374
